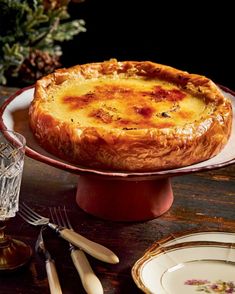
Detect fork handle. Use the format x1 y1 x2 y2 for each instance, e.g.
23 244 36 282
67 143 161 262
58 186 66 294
71 249 103 294
46 259 62 294
59 228 119 264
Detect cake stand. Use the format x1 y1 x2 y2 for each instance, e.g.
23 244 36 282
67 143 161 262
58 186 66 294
0 86 234 221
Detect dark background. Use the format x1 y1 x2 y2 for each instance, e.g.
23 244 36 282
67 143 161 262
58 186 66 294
62 0 235 90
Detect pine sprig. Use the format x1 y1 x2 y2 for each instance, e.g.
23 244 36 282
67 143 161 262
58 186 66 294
50 19 86 42
0 0 86 85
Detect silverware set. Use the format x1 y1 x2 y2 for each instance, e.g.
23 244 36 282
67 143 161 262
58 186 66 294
50 207 103 294
18 203 119 294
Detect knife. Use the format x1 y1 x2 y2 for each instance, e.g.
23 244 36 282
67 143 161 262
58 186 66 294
35 226 62 294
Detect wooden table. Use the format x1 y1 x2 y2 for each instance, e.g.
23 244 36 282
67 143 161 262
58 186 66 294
0 86 235 294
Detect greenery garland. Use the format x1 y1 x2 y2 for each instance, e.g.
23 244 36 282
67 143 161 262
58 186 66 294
0 0 86 85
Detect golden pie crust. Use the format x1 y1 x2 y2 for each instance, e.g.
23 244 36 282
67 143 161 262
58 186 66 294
29 59 232 171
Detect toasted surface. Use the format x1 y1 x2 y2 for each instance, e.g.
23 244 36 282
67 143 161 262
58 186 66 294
29 60 232 171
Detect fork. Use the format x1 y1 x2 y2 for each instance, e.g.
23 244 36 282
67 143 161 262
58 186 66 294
35 226 62 294
18 203 119 264
50 207 103 294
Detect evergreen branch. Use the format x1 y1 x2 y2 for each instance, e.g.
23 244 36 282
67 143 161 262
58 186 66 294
0 0 86 85
51 19 86 42
23 5 49 31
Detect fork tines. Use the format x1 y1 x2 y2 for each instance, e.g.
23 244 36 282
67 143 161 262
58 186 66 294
18 202 49 226
50 206 73 230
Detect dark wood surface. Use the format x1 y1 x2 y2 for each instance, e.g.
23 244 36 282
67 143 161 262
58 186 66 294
0 86 235 294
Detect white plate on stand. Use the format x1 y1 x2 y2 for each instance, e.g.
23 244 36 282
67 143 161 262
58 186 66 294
0 85 235 178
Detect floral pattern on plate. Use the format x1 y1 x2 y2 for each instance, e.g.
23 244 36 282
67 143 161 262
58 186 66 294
185 279 235 293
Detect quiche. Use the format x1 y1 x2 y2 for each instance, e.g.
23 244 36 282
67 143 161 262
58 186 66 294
29 59 232 171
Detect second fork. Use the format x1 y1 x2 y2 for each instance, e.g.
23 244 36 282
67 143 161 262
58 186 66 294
50 207 103 294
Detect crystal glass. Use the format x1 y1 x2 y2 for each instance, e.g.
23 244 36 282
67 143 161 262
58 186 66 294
0 130 32 271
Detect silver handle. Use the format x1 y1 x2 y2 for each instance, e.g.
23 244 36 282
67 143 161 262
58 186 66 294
59 228 119 264
45 259 62 294
71 249 103 294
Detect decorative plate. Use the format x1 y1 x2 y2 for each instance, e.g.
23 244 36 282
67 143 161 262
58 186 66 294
0 86 234 179
132 238 235 294
153 229 235 247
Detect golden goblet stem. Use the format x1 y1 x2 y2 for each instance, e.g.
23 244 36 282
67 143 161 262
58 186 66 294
0 221 6 240
0 220 32 271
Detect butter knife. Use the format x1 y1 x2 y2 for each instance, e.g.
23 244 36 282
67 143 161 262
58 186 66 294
35 226 62 294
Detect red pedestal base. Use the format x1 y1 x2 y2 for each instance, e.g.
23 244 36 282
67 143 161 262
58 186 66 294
76 176 173 221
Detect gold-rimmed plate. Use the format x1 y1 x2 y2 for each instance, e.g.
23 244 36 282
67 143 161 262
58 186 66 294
132 231 235 294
